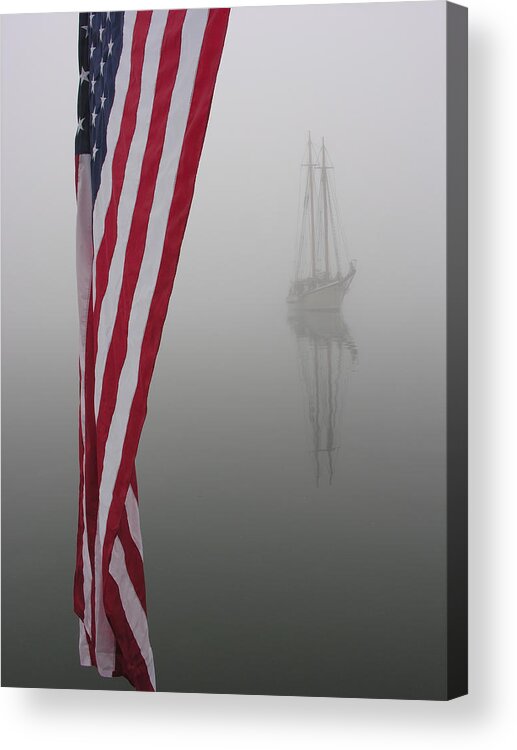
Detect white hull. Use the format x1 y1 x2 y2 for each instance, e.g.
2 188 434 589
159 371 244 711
287 265 356 311
287 280 345 310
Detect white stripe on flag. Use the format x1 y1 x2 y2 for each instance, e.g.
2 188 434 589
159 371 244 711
79 620 92 666
109 537 156 689
92 11 169 675
76 153 93 640
75 5 230 690
97 8 209 550
94 10 168 419
92 11 136 309
126 486 144 557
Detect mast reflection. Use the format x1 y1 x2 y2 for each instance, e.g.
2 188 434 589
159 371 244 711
288 309 357 487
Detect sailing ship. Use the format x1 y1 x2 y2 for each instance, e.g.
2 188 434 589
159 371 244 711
287 134 356 310
288 308 357 486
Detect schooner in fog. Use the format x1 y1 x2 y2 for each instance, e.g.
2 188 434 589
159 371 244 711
288 135 358 485
287 134 356 310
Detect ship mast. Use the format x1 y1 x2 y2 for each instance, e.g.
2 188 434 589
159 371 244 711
291 134 355 293
307 133 317 279
321 138 330 278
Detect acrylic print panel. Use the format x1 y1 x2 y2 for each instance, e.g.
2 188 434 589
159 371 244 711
1 2 467 698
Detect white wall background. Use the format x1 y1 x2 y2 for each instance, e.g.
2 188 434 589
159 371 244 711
1 0 515 748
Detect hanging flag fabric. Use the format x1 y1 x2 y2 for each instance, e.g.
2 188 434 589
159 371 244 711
74 8 230 691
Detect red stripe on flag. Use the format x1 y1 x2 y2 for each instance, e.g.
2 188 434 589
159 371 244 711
85 12 151 672
104 572 155 690
83 296 100 656
75 8 230 691
119 508 147 611
93 12 152 327
102 8 230 603
95 11 186 473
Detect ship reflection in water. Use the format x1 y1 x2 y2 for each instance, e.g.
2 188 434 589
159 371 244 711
288 309 357 487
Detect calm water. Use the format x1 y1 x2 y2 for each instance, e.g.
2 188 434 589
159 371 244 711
135 280 447 698
2 285 447 698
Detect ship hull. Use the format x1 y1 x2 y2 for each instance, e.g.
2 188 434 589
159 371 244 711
287 267 356 311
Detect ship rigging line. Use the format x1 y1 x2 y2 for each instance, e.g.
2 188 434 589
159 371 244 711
295 176 310 281
327 168 351 265
292 163 305 282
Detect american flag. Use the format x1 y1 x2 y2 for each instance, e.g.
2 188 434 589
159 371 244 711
74 8 230 691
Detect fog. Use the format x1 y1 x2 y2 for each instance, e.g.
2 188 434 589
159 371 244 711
2 3 448 696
